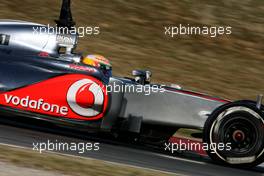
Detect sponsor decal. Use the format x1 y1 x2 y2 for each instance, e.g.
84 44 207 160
69 64 96 73
4 94 68 115
67 79 105 117
0 34 10 45
56 34 75 46
0 74 108 120
38 52 50 57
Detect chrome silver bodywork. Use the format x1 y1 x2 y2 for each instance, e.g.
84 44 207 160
0 20 78 57
111 78 227 129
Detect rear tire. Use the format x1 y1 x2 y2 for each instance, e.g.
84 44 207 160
203 101 264 168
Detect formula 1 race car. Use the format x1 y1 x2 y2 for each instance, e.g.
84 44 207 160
0 0 263 168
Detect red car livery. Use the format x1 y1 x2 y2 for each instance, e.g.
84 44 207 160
0 74 108 121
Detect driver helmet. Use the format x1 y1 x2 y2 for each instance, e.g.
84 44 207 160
82 54 112 77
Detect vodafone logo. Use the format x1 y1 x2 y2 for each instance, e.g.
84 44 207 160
67 79 106 118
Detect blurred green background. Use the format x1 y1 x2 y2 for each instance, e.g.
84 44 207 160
0 0 263 100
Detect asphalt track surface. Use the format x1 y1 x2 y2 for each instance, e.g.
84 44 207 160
0 117 263 176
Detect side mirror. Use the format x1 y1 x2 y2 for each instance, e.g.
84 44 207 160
132 70 152 85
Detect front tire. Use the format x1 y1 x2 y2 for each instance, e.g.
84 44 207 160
203 101 264 168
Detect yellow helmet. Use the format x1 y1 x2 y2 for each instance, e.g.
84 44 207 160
83 54 111 69
82 54 112 77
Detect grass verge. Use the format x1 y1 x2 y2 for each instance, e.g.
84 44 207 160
0 145 175 176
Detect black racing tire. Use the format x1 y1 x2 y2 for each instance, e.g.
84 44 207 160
203 101 264 168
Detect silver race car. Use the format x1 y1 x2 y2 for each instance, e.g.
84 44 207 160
0 0 263 168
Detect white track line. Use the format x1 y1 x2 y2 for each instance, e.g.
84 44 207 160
153 153 206 165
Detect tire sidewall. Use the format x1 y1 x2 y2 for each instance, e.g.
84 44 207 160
203 101 264 168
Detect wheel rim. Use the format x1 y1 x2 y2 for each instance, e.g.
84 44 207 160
209 106 264 164
219 116 257 155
